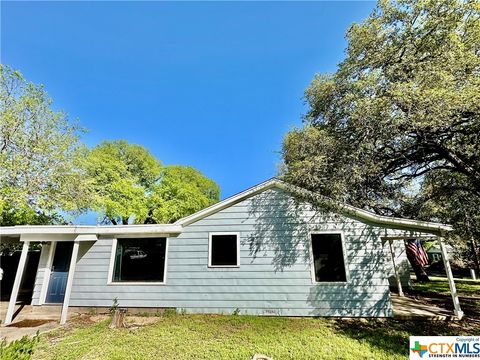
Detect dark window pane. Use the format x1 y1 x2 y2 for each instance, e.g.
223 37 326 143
311 234 347 282
211 235 238 266
113 238 166 282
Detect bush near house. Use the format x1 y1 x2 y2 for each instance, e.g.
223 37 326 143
0 332 39 360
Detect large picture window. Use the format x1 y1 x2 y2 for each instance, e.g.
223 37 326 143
112 238 167 283
311 233 347 282
209 233 240 267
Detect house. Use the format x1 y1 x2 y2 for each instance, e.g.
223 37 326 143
0 179 463 324
427 244 453 263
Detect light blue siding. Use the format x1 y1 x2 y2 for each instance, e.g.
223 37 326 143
66 188 394 317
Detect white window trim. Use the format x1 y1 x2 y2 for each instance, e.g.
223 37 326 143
107 237 168 285
208 232 240 268
309 230 350 284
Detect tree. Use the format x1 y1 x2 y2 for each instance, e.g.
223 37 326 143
282 0 480 276
146 165 220 224
0 65 89 225
85 140 220 224
85 140 162 225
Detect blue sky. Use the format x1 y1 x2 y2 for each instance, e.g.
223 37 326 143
2 1 374 220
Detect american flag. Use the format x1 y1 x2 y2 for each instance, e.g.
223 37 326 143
406 239 429 267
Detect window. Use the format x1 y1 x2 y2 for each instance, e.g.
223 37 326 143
209 233 239 267
311 233 347 282
112 238 167 282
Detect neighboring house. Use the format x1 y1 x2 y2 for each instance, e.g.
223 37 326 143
0 179 462 324
427 244 453 263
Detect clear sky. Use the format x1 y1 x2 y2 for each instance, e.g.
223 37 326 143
2 1 375 218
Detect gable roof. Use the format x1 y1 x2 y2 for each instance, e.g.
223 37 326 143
1 178 452 238
175 178 453 234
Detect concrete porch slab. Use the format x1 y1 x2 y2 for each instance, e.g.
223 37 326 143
391 294 458 320
0 302 61 343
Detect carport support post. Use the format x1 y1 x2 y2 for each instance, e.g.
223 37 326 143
388 239 404 297
439 237 464 319
60 240 80 324
4 241 30 325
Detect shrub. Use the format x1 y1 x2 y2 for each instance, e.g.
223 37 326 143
0 332 40 360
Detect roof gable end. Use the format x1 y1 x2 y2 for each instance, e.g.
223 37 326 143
175 178 452 234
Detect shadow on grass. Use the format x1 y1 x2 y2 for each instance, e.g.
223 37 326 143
331 317 479 358
407 278 480 319
331 319 409 357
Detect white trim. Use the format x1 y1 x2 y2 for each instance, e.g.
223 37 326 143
107 237 168 285
387 239 404 297
208 232 241 268
1 224 182 236
106 238 118 285
176 180 278 226
4 241 30 325
175 179 453 234
439 237 464 319
60 240 79 324
39 242 56 305
308 231 349 284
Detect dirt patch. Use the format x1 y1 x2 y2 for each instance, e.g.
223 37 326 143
124 316 161 330
125 316 160 325
88 315 109 323
7 319 55 328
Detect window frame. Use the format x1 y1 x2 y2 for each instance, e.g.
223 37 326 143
107 237 169 285
208 232 240 268
309 230 349 284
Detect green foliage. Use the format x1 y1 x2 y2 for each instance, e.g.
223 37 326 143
147 165 220 223
0 332 40 360
282 1 480 252
0 65 90 225
109 297 119 314
85 140 162 224
85 140 220 224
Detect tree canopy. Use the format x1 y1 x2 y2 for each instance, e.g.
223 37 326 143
282 0 479 266
1 66 220 227
0 65 89 225
146 165 220 224
85 140 220 224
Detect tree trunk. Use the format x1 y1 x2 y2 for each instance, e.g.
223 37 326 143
471 238 480 274
110 309 127 329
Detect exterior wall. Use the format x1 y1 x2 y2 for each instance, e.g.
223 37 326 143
65 188 394 317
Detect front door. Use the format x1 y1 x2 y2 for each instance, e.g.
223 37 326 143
46 242 73 303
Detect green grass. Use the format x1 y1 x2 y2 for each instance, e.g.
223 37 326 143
411 277 480 296
31 312 478 360
25 277 479 360
409 276 480 314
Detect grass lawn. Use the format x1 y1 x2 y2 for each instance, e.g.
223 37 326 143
13 277 477 360
408 276 480 315
411 276 480 296
31 313 479 359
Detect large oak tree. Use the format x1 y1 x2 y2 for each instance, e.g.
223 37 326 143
282 0 480 271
